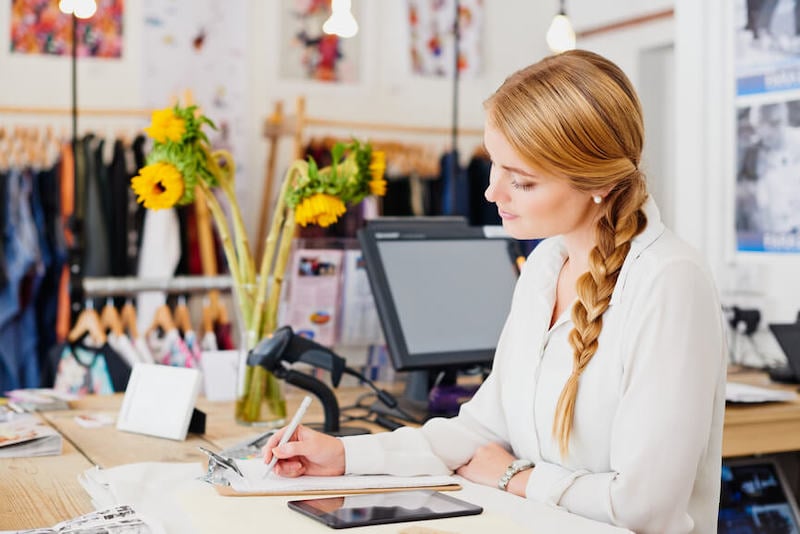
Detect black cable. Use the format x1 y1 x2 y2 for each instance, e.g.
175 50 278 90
342 366 422 424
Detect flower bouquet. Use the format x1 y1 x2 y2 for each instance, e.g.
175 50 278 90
132 104 386 425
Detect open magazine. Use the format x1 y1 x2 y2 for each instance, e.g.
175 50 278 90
17 505 153 533
0 414 62 458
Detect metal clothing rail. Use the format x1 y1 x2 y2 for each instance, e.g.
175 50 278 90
0 106 152 117
82 275 233 297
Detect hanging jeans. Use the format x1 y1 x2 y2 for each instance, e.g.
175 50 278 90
0 169 43 392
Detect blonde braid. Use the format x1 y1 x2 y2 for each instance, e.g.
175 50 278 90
552 175 648 456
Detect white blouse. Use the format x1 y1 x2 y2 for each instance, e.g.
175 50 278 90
341 199 726 534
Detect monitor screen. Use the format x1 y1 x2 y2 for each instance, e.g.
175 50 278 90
359 226 519 372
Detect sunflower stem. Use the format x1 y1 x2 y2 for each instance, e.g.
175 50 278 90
207 148 256 289
198 181 250 326
253 161 301 337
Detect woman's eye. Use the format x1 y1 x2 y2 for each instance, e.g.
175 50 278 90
511 180 535 191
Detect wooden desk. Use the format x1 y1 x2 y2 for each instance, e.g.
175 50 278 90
4 374 800 531
0 388 396 531
724 370 800 457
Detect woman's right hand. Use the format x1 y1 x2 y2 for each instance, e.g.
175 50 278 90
262 424 345 477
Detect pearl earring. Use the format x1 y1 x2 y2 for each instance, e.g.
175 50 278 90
592 195 602 204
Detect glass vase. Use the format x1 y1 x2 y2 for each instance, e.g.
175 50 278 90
232 283 287 426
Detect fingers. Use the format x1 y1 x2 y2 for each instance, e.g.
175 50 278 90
273 459 305 478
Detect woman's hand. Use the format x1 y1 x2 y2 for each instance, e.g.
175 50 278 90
262 424 345 477
455 442 515 488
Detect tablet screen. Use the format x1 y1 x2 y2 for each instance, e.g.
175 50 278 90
288 490 483 529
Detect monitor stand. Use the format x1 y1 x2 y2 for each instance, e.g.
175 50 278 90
370 369 461 424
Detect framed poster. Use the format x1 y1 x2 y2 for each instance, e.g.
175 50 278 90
734 0 800 253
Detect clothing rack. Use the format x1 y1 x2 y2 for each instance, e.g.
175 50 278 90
82 275 233 297
257 95 484 259
0 106 152 117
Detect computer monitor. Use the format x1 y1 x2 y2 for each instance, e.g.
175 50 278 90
357 219 521 421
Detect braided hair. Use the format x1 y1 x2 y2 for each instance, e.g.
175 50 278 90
485 50 649 456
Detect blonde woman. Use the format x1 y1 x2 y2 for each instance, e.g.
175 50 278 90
263 50 726 533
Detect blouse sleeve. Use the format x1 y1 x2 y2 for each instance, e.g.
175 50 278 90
524 258 726 533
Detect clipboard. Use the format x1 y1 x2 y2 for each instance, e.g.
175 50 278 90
198 446 461 497
214 482 462 497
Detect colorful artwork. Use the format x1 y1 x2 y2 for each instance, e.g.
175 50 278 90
279 0 361 83
9 0 124 57
407 0 483 78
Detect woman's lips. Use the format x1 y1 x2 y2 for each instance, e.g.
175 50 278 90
498 209 517 220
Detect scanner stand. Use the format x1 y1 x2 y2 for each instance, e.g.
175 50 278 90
248 326 370 437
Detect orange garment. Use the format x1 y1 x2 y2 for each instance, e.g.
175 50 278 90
55 142 75 342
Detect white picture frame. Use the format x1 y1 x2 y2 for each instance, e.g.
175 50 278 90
116 364 201 441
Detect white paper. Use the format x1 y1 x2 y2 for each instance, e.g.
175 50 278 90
227 458 458 494
200 350 240 402
726 381 798 403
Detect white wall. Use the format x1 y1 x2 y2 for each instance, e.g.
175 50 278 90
0 1 677 234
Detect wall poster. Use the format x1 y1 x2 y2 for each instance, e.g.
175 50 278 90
278 0 361 83
9 0 124 57
406 0 483 78
735 0 800 252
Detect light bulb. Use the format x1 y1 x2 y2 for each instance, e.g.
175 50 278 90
58 0 75 15
546 14 576 53
73 0 97 19
323 0 358 39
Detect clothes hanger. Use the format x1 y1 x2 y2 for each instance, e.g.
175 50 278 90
100 297 124 337
148 303 176 336
174 294 193 334
120 298 139 339
68 301 107 345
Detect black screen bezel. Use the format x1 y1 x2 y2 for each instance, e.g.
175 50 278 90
357 224 519 372
287 490 483 529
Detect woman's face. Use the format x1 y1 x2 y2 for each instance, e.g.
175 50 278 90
483 120 599 241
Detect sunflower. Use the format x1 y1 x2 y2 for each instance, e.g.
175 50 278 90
144 108 186 144
131 162 185 210
368 150 387 196
294 193 347 227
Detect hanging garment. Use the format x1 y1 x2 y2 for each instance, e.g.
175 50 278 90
83 136 111 279
0 169 44 392
135 208 181 332
146 328 199 369
0 170 7 290
55 142 75 343
52 340 131 395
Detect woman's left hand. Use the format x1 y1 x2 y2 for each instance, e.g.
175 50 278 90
455 442 515 488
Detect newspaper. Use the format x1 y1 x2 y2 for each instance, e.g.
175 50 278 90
16 505 152 533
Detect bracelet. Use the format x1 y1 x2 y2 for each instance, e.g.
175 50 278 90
497 458 534 491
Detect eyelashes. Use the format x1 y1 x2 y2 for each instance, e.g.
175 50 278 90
511 180 535 192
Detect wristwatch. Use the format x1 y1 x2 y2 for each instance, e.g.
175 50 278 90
498 459 534 491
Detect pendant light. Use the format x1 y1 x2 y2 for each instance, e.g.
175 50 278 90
59 0 97 19
546 0 576 54
323 0 359 39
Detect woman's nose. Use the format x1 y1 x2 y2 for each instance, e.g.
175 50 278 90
485 169 503 203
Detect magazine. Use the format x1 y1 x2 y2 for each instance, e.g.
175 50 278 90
0 414 62 458
16 505 153 533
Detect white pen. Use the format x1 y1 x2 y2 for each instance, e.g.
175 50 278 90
263 395 313 478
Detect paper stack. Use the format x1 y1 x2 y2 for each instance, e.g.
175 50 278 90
0 414 62 458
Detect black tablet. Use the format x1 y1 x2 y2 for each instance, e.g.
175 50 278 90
287 490 483 529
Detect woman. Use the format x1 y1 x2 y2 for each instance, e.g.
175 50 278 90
263 50 726 533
